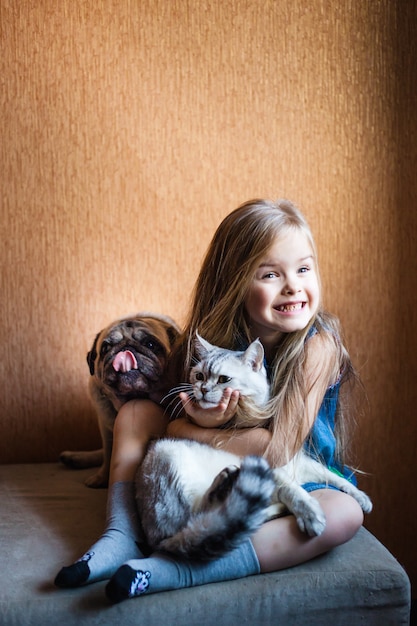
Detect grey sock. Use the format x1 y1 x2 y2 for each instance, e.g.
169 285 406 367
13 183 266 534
55 481 143 587
105 540 260 603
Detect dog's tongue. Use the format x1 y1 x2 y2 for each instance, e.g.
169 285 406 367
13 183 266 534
112 350 138 373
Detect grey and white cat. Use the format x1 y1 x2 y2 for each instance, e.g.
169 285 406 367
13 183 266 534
136 334 372 560
187 333 271 427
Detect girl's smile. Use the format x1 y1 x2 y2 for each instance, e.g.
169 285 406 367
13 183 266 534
244 229 320 351
275 301 307 313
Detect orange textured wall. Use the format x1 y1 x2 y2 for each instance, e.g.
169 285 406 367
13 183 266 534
1 0 416 594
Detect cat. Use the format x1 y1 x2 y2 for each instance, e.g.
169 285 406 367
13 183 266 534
187 333 271 428
136 334 372 560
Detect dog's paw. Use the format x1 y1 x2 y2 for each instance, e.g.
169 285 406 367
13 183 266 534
60 449 103 469
84 470 109 489
60 451 89 469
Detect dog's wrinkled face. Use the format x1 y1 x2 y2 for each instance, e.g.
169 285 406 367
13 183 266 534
87 314 179 405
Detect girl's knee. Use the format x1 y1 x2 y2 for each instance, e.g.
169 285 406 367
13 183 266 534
110 400 167 482
114 400 167 438
318 490 364 548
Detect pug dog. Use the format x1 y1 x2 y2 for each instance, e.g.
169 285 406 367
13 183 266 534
60 312 180 488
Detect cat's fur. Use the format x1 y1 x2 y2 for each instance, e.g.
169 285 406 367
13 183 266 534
136 334 372 560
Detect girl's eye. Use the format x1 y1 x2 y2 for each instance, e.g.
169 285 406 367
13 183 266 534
298 266 310 274
195 372 205 381
262 271 278 279
218 375 232 384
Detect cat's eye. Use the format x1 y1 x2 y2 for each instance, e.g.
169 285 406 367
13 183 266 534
218 375 232 384
195 372 205 381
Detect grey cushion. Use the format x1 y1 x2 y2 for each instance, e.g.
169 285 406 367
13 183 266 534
0 463 410 625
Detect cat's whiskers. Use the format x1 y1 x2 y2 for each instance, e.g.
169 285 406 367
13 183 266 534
161 383 196 420
167 398 184 420
174 388 200 418
161 384 191 405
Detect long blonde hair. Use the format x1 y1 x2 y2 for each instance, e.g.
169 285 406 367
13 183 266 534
176 198 355 467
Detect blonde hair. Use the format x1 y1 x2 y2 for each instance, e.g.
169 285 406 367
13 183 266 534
176 198 355 467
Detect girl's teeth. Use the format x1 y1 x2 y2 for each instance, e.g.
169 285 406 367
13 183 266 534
278 303 302 312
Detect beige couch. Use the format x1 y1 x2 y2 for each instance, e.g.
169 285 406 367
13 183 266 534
0 463 411 625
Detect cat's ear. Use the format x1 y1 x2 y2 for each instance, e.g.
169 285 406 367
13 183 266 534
242 339 265 371
194 332 212 358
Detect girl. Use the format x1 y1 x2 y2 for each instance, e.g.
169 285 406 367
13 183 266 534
55 199 364 602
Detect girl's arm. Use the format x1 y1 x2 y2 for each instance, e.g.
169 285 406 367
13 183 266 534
302 330 341 432
262 330 341 466
169 385 271 457
166 416 271 457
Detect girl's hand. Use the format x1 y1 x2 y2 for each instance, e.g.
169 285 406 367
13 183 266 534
179 388 240 428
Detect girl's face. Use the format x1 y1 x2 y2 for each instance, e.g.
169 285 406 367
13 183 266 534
244 229 320 349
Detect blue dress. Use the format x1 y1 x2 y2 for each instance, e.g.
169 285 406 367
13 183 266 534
302 379 356 492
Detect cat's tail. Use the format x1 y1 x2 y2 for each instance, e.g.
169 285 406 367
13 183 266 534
157 455 275 560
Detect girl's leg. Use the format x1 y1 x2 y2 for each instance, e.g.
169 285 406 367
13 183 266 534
54 400 168 588
252 489 364 572
105 490 363 603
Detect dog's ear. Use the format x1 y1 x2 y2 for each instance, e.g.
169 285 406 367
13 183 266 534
166 324 180 348
86 332 101 375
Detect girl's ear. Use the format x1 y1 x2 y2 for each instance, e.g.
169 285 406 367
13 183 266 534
242 338 265 371
194 332 212 358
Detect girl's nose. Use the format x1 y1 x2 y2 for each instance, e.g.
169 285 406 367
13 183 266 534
282 276 300 295
284 286 296 295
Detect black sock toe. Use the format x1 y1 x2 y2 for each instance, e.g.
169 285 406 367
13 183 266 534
105 565 136 604
54 561 91 588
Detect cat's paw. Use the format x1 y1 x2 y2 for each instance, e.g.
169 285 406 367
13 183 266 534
295 498 327 537
205 465 241 506
338 483 373 514
351 489 373 514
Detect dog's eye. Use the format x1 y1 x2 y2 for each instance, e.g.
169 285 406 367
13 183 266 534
143 338 163 354
100 342 111 356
